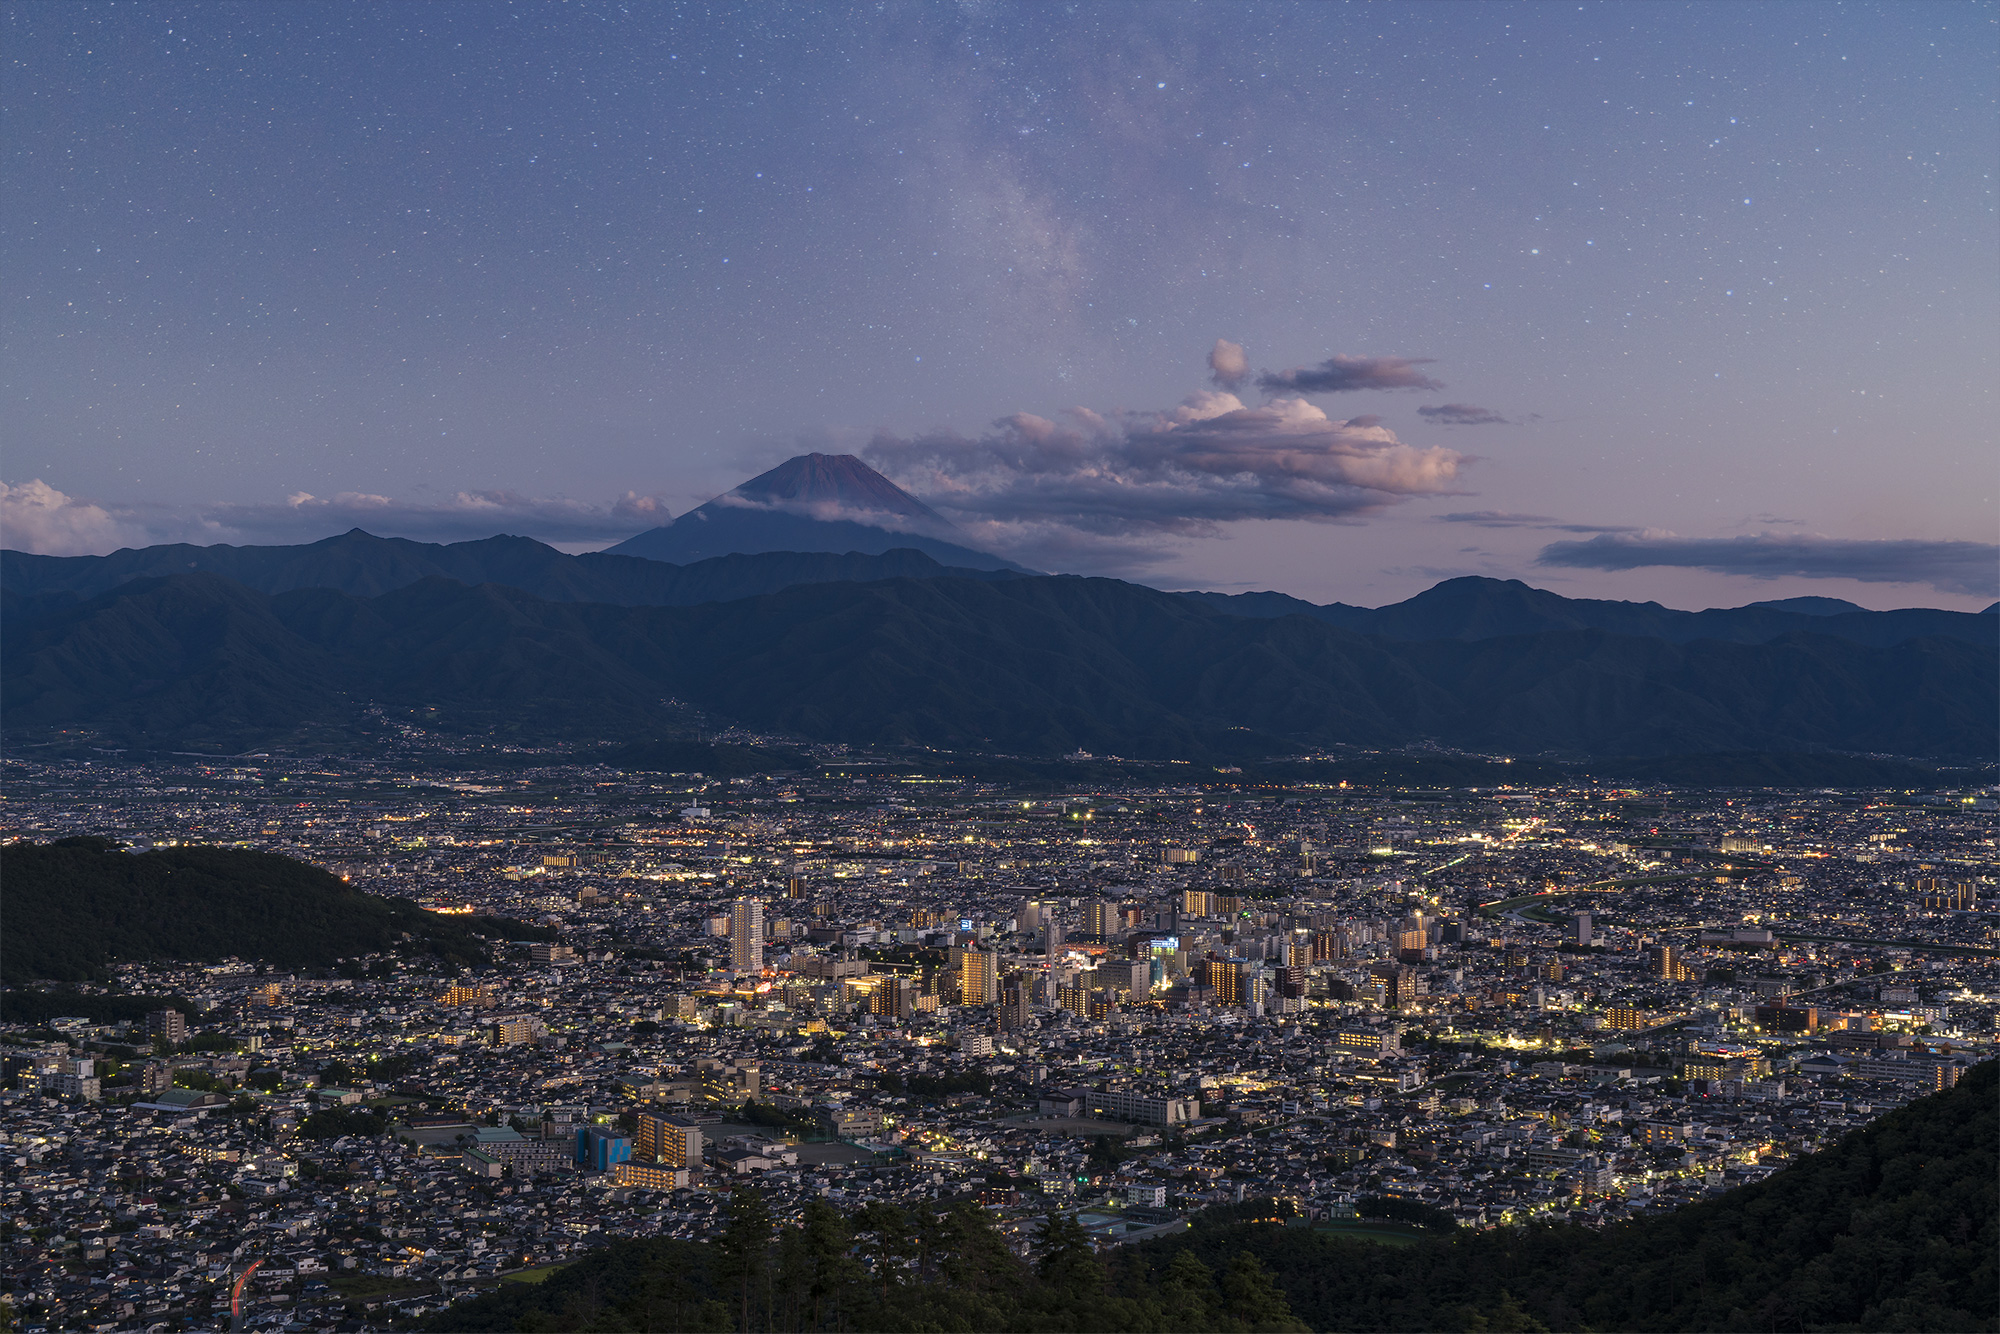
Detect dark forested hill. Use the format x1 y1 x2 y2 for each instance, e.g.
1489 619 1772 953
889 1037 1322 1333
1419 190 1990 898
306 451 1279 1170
1138 1057 1998 1332
4 571 1992 760
0 529 1021 607
423 1059 1996 1333
7 533 1987 650
0 838 539 982
1178 575 1996 648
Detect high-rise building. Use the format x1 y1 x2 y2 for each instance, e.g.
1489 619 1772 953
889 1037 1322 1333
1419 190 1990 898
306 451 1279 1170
145 1009 186 1045
998 975 1033 1031
1057 983 1093 1018
634 1110 704 1169
1647 944 1680 980
729 897 765 972
870 976 915 1019
1111 960 1150 997
1084 899 1119 939
1213 958 1260 1005
1368 962 1417 1008
953 947 999 1005
1570 912 1593 948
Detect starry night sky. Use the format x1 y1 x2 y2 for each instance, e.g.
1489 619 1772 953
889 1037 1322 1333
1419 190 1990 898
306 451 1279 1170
3 2 1993 608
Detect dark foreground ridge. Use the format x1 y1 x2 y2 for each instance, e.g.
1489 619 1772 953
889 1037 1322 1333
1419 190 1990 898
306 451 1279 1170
5 568 1992 762
424 1059 1996 1332
0 838 548 983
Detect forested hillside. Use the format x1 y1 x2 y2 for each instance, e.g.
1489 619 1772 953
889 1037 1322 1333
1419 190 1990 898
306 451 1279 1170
0 838 543 982
8 569 1991 761
1148 1055 1997 1331
426 1059 1996 1332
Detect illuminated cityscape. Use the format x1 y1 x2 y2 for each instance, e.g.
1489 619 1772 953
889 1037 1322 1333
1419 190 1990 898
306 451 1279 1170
3 749 1993 1325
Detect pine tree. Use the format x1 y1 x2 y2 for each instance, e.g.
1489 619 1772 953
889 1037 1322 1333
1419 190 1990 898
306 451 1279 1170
1158 1249 1221 1332
713 1187 772 1333
1218 1252 1309 1333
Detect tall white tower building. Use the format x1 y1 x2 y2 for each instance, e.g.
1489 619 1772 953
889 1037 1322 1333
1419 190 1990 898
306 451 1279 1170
729 897 765 972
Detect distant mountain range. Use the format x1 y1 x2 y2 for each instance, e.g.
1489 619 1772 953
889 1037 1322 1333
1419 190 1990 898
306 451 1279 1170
1 530 1020 608
604 452 1031 571
4 561 1990 762
7 528 1991 651
1177 578 1994 648
5 449 1992 767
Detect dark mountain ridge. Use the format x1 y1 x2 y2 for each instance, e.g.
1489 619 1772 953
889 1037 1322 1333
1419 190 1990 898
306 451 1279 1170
7 531 1988 650
5 568 1990 761
1745 594 1870 615
1176 575 1995 648
0 529 1021 607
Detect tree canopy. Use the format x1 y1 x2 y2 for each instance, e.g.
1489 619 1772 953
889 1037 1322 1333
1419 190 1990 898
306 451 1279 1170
425 1060 1995 1333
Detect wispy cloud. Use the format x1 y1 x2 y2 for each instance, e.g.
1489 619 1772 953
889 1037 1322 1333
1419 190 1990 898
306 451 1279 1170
1536 532 2000 598
1417 403 1524 426
1256 354 1443 395
862 352 1469 567
0 479 675 556
1434 510 1555 527
1435 511 1640 534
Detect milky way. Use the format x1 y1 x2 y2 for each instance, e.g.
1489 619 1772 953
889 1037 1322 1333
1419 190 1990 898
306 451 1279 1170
3 2 1991 607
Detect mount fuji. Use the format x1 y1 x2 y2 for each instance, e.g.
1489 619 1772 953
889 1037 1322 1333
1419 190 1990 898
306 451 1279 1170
606 453 1031 572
